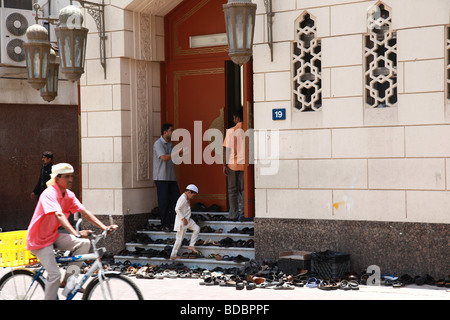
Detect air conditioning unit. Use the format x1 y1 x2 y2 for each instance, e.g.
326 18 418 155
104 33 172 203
0 8 37 66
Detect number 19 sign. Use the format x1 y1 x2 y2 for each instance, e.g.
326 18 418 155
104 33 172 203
272 108 286 121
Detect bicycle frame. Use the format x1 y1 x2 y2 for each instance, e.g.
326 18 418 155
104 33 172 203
20 220 114 300
57 252 103 300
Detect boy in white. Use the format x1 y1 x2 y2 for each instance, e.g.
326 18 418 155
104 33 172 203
170 184 201 259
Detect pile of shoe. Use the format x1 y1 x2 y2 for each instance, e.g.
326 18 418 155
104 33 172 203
203 253 250 263
193 260 448 291
372 273 450 288
195 237 254 248
192 259 354 291
91 260 207 279
194 214 228 222
118 245 173 259
228 227 254 235
87 260 248 280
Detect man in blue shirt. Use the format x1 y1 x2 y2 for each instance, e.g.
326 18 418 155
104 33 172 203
153 124 180 231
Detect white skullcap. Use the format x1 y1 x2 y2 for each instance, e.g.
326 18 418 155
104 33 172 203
186 184 199 194
46 163 74 187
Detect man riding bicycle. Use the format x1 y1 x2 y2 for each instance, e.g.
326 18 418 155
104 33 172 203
26 163 118 300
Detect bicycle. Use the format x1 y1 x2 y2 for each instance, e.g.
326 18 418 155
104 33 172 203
0 219 143 300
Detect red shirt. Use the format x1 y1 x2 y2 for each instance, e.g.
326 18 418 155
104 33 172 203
26 184 84 251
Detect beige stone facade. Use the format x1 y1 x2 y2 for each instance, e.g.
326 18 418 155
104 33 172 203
253 0 450 225
66 0 450 246
1 0 448 273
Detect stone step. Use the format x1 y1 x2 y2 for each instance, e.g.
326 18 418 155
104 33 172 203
125 243 254 258
117 211 255 271
137 230 254 241
146 219 254 234
113 255 249 270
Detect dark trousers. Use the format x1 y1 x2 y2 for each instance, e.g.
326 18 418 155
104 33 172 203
227 169 244 221
154 180 180 228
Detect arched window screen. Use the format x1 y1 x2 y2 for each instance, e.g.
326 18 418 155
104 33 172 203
365 2 397 108
293 13 322 112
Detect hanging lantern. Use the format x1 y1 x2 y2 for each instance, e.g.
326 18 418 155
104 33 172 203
55 5 88 82
40 49 60 102
223 0 257 66
24 23 51 90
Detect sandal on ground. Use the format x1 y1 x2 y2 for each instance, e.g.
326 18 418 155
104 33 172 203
235 281 245 290
436 278 446 287
414 275 425 285
256 280 275 288
245 281 257 290
399 274 414 285
436 276 450 288
219 279 236 287
349 280 359 290
181 252 190 259
318 281 333 290
199 276 213 286
339 280 351 290
221 255 233 261
382 273 398 281
391 280 404 288
306 277 320 288
188 252 197 259
246 275 265 285
382 274 398 286
293 279 306 287
273 281 295 290
424 274 436 285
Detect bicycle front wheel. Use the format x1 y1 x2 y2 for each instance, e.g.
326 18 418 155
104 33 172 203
82 273 143 300
0 269 45 300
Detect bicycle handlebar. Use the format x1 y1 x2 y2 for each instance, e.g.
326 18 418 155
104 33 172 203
75 215 116 241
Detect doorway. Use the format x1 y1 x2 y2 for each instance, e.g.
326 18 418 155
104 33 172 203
225 60 255 218
162 0 254 216
225 61 242 128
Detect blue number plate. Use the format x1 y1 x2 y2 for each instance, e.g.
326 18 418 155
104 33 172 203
272 108 286 120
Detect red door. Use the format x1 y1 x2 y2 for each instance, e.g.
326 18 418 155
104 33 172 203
162 0 254 216
163 0 229 210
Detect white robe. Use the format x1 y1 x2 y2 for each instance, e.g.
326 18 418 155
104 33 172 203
173 193 191 231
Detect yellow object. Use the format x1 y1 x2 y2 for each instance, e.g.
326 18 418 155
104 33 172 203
333 201 345 209
0 231 38 267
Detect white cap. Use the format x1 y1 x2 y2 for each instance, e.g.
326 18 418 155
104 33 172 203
46 163 74 187
186 184 198 194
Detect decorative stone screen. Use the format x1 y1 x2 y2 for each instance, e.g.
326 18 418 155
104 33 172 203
292 13 322 112
364 3 397 108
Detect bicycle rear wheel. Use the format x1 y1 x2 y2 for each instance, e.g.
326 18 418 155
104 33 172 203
0 269 45 300
82 273 143 300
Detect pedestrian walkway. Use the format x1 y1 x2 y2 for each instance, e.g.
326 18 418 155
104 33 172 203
1 267 447 301
133 276 448 300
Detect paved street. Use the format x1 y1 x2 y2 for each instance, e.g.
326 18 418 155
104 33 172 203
132 276 449 300
1 267 448 301
1 267 448 317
